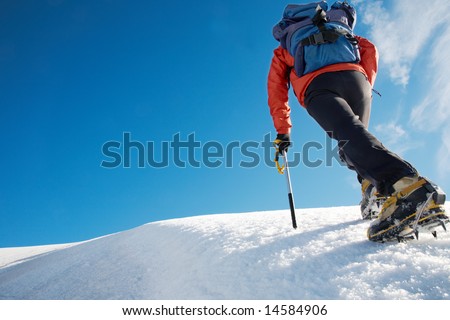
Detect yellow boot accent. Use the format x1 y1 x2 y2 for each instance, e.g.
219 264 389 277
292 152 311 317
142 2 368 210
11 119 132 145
377 177 427 221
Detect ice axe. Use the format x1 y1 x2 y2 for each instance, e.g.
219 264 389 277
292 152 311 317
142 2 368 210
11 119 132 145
274 147 298 229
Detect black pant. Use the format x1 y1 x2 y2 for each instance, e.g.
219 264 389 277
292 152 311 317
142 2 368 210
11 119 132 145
304 71 416 195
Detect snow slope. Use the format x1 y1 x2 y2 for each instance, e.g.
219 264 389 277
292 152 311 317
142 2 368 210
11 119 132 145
0 205 449 300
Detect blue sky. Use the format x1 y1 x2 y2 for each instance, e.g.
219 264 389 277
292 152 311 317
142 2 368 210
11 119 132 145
1 0 449 247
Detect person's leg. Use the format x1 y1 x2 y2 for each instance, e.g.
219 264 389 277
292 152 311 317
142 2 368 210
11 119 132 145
304 71 416 195
304 71 447 241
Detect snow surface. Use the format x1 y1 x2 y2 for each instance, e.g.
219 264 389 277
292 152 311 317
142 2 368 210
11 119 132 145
0 204 449 300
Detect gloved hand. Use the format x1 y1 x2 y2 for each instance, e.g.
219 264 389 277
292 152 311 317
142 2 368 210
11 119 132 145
273 133 291 174
274 133 291 155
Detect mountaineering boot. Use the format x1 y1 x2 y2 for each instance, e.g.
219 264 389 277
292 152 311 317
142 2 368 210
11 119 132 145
367 176 448 242
360 179 386 220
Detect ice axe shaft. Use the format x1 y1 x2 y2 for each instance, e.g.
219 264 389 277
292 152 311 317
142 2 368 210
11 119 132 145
282 152 297 229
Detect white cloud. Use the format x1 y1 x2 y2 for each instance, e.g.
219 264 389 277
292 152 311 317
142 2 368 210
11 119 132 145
409 7 450 176
374 122 406 142
359 0 445 86
410 18 450 130
373 121 420 156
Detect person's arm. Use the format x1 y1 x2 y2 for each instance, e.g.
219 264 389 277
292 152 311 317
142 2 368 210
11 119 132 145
356 36 379 87
267 46 293 134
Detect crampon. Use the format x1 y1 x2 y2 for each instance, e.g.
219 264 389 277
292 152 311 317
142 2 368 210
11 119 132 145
368 188 448 243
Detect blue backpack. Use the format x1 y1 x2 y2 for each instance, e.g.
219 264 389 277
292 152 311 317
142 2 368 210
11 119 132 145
273 1 360 77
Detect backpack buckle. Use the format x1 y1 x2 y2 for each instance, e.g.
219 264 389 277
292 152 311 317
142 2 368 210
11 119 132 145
301 32 326 46
313 32 326 44
309 32 325 45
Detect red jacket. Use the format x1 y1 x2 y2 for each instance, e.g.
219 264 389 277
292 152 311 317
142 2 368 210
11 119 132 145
267 36 378 134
